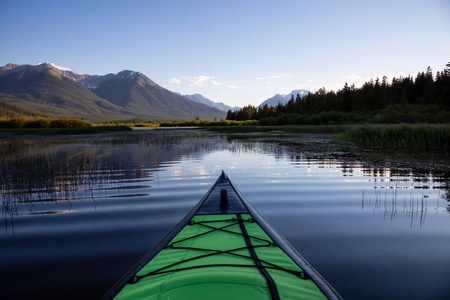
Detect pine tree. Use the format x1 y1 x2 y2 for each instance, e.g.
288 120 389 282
294 93 302 114
444 61 450 76
287 95 295 113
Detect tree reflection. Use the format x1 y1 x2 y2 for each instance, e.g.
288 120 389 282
225 133 450 208
1 130 448 234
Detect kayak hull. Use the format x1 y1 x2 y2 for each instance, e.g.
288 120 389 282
103 172 341 300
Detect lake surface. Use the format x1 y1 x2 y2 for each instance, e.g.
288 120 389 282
1 129 449 299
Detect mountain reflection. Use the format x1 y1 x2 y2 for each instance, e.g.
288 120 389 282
1 130 449 229
0 132 228 220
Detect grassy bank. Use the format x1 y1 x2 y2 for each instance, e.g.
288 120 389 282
0 117 93 129
337 124 450 151
205 124 350 134
1 117 448 152
159 120 258 127
206 123 450 152
0 117 133 134
5 126 132 135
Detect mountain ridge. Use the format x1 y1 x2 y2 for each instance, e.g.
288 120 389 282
179 93 240 112
0 63 226 121
258 89 309 108
0 63 129 120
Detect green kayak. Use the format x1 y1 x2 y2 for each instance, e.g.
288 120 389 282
103 171 342 299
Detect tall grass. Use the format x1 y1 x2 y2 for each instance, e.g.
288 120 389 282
337 124 450 151
258 111 370 125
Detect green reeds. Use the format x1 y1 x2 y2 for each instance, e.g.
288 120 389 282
337 124 450 151
160 120 258 127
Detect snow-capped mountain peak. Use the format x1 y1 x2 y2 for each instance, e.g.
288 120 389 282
37 62 72 72
258 89 309 108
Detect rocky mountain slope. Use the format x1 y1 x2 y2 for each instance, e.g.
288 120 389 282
0 63 226 121
181 93 240 112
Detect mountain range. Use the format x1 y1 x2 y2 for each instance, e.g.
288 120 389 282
258 89 309 108
0 63 226 121
0 63 310 121
180 93 241 112
181 90 310 112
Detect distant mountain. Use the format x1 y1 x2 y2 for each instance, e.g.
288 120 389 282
59 69 117 90
258 89 309 108
0 63 130 120
180 93 240 112
0 63 226 121
92 72 225 120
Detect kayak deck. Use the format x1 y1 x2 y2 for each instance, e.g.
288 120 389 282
104 172 341 299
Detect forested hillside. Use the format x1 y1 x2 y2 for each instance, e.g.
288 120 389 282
0 99 49 118
227 63 450 124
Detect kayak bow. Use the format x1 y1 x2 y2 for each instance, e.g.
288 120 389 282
103 171 342 300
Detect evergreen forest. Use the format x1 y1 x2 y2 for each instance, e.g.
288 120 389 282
227 63 450 125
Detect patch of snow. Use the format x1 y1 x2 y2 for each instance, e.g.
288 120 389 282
49 63 72 71
80 80 97 90
37 62 72 71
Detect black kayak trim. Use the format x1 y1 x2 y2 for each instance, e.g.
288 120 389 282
237 213 280 300
102 171 342 300
225 172 342 300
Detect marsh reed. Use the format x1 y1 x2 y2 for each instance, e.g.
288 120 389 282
337 124 450 151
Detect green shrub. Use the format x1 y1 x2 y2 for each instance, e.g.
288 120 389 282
9 118 27 128
24 118 52 128
49 119 92 128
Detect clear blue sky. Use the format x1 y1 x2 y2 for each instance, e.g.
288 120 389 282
1 0 449 107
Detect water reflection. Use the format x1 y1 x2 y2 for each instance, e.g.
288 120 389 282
1 130 449 299
0 132 228 232
361 184 447 229
1 131 449 229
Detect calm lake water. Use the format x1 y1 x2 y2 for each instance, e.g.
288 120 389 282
1 129 449 299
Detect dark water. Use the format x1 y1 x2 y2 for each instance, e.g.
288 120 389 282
1 129 449 299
